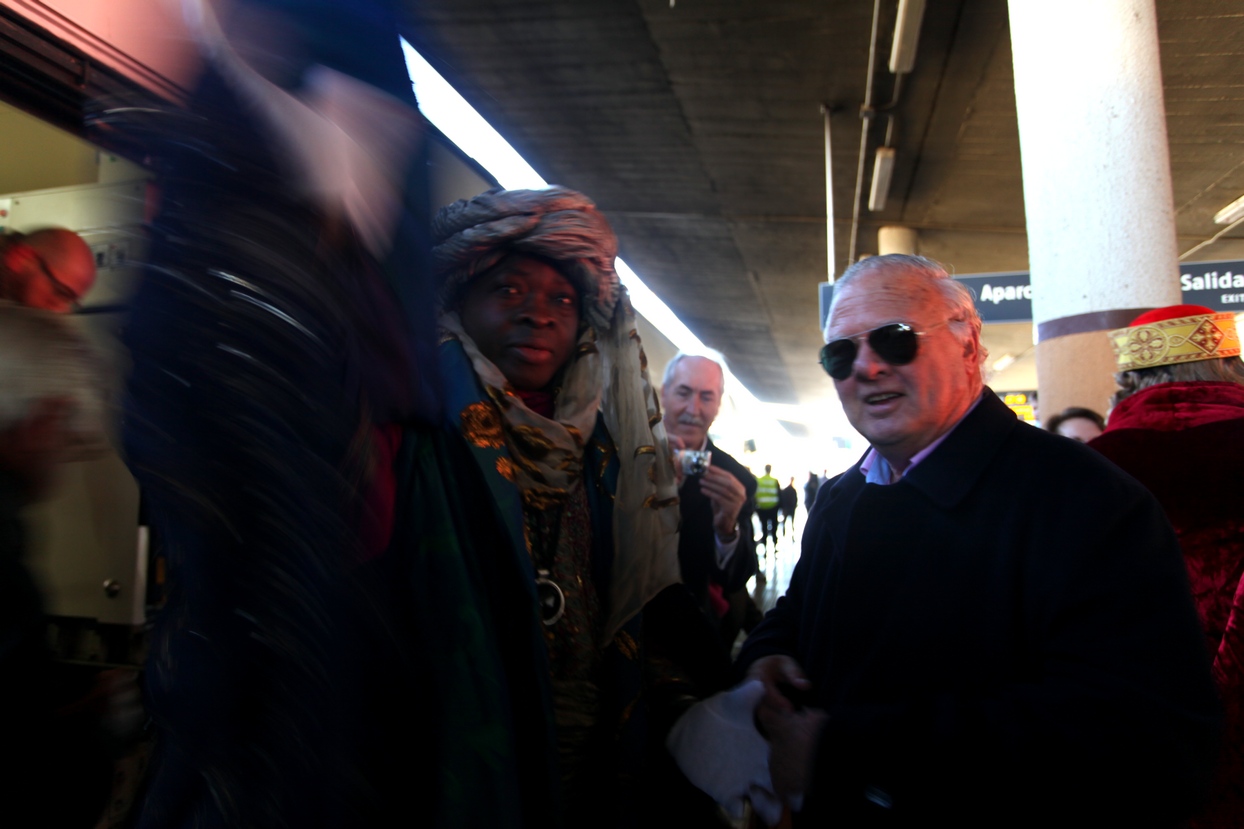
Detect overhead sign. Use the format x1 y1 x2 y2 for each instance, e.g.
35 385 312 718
1179 262 1244 309
1001 391 1037 423
819 260 1244 329
954 271 1033 324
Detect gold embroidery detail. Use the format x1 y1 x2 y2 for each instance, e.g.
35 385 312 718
481 385 515 410
615 631 639 660
642 495 680 509
617 697 638 736
510 424 557 457
495 457 518 482
461 402 505 448
648 413 662 428
634 445 655 457
523 488 569 511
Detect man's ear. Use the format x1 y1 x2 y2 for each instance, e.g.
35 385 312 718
963 334 980 361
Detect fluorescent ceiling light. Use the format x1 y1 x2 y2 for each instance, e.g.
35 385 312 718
991 353 1016 374
1213 193 1244 226
400 38 761 408
868 147 896 212
889 0 926 74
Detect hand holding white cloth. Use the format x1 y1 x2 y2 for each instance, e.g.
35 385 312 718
666 679 786 824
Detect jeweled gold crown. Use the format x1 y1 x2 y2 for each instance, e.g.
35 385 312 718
1109 305 1241 372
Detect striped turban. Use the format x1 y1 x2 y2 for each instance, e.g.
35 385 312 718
431 186 620 331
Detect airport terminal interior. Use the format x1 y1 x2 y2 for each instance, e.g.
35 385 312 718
0 1 1242 826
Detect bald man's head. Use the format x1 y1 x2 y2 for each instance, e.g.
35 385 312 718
0 229 96 312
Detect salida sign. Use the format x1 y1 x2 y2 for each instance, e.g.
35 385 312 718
818 260 1244 329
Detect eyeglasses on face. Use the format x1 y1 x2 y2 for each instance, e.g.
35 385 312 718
818 320 949 380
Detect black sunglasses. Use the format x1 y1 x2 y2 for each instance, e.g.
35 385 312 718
819 320 948 380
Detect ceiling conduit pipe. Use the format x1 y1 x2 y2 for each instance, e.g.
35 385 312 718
849 0 925 264
846 0 885 270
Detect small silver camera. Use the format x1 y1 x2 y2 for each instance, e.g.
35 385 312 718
678 449 712 477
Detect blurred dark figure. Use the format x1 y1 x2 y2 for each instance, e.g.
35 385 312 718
1093 305 1244 828
802 471 819 514
778 477 797 536
1045 405 1105 442
0 304 111 826
105 0 434 826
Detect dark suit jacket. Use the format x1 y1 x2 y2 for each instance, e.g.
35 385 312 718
737 391 1221 826
676 439 758 621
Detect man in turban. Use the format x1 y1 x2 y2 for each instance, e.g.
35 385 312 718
392 186 726 828
1093 304 1244 828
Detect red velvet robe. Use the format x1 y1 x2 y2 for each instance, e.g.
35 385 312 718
1093 381 1244 828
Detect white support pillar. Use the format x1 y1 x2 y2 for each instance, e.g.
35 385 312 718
1009 0 1181 419
878 226 918 256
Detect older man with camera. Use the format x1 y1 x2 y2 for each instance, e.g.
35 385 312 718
661 352 759 651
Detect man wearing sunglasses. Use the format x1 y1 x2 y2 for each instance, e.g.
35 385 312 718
733 255 1220 824
0 228 97 312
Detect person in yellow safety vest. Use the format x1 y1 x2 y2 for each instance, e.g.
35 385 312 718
755 464 780 549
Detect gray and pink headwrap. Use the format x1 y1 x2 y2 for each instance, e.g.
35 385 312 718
431 186 621 332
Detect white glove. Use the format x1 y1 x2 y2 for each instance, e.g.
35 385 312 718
666 680 785 824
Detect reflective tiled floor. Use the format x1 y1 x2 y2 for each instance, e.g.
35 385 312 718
730 510 809 659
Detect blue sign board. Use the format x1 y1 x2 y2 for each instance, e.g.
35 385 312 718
954 271 1033 324
819 260 1244 329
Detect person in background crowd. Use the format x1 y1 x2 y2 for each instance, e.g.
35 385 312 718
0 228 96 312
754 464 779 550
1092 304 1244 828
0 304 111 826
398 186 728 828
778 477 797 537
802 471 819 515
661 352 760 653
1044 405 1105 442
673 254 1220 825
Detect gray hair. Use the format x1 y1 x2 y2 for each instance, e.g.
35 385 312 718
0 303 104 439
1112 356 1244 408
662 349 728 395
830 254 988 368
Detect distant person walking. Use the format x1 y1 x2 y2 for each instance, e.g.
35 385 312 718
755 464 780 550
778 477 797 537
803 471 819 514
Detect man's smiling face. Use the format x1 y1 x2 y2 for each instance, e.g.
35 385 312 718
660 356 723 449
825 271 981 469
